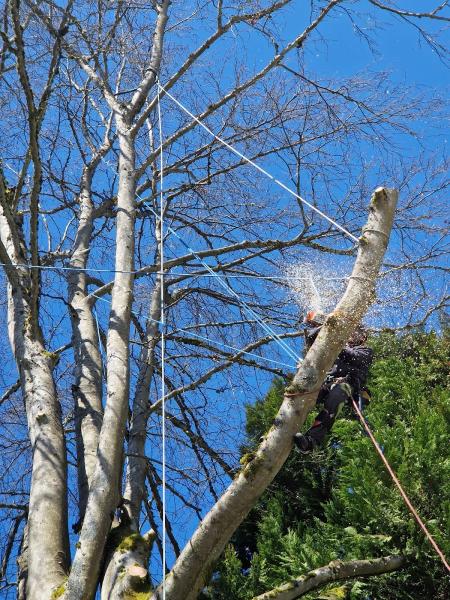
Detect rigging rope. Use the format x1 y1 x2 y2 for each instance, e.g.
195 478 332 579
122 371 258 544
352 399 450 573
2 77 360 366
92 291 297 369
97 153 302 363
2 78 392 590
156 81 359 244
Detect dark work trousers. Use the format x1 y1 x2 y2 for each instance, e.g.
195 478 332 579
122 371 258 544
306 382 352 446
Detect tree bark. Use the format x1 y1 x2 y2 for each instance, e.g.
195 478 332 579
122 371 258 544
124 278 162 527
8 290 70 599
17 522 28 600
68 169 104 525
100 524 156 600
252 555 405 600
0 205 69 599
151 188 398 600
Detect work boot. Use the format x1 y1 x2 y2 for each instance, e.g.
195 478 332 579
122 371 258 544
293 433 315 454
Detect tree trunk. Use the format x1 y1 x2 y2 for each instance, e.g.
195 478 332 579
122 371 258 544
68 170 103 525
62 2 170 594
99 280 162 598
1 209 69 599
101 524 156 600
17 522 28 600
64 119 137 600
151 187 398 600
9 292 70 599
124 278 162 526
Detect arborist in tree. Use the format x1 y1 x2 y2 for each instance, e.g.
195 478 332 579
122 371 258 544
294 311 373 453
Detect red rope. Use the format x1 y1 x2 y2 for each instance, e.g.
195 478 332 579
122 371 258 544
351 399 450 573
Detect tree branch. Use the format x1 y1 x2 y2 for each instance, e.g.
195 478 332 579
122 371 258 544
0 514 24 582
132 0 293 133
368 1 450 22
0 380 20 407
252 555 406 600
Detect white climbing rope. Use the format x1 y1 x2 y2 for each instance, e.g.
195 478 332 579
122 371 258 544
156 82 167 598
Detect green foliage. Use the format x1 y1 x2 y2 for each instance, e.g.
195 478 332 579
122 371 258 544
317 586 348 600
206 332 450 600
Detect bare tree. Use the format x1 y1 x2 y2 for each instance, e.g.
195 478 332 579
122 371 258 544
0 1 448 599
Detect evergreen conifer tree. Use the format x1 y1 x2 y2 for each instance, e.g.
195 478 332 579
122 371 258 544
204 331 450 600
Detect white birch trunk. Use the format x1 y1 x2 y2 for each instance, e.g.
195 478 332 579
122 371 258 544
151 187 398 600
